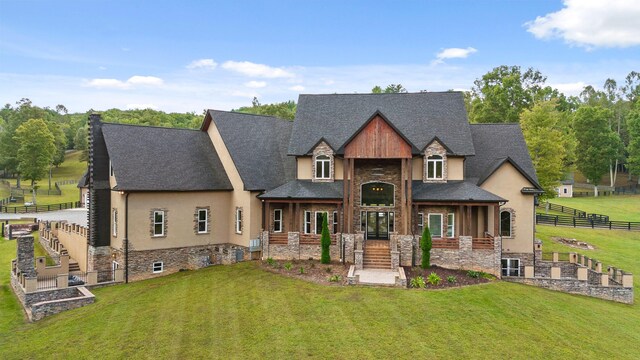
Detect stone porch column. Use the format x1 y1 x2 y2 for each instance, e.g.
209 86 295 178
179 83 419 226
17 235 36 278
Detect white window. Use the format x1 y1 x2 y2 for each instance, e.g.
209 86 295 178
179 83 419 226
112 209 117 237
197 209 208 234
501 258 520 277
315 155 331 179
304 211 312 234
417 213 424 233
333 211 338 234
273 209 282 233
428 213 443 238
427 155 444 180
500 210 512 237
315 211 328 234
153 211 164 237
447 213 455 238
236 208 243 234
152 261 164 274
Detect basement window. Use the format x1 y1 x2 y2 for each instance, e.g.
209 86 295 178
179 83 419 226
152 261 164 274
501 258 520 277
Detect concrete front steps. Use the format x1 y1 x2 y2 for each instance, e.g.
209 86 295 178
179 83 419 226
363 241 391 269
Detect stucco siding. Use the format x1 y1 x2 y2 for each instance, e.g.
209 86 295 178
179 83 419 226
448 157 464 180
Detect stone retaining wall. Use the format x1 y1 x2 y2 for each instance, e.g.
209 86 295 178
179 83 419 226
262 231 341 261
30 287 95 321
506 277 633 304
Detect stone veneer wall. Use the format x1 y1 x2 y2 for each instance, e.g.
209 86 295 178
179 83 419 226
353 159 403 234
111 243 250 282
29 287 95 321
506 277 633 304
262 231 342 261
403 235 502 276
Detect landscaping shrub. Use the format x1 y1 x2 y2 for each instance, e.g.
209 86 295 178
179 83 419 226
266 257 276 266
447 275 457 283
467 270 480 278
320 212 331 264
284 262 292 271
420 225 432 268
410 276 426 288
325 266 332 273
427 272 441 286
299 267 305 274
328 275 342 282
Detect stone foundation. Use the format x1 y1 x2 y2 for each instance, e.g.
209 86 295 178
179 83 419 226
112 243 249 282
506 277 633 304
262 231 341 261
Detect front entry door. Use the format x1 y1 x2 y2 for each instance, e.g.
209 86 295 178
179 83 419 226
366 211 389 240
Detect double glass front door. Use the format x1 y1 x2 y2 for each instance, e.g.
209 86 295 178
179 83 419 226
366 211 390 240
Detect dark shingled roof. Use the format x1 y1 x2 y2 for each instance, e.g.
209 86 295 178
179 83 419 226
466 124 541 189
77 170 88 188
101 123 232 191
259 180 343 199
208 110 295 191
412 181 505 202
289 92 476 156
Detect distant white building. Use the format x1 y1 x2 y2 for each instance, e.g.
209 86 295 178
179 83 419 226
556 180 573 198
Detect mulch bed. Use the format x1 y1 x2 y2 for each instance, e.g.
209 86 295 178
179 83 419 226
403 266 494 289
259 259 350 285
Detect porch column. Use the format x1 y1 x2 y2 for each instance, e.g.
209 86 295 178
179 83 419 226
265 201 270 233
465 205 472 236
493 204 500 237
458 205 465 236
295 202 300 232
343 158 349 233
289 202 294 233
349 158 355 232
401 158 406 234
407 158 412 235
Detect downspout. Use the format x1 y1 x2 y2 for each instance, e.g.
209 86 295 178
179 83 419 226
124 192 130 283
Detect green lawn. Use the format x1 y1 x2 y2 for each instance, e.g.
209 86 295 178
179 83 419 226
548 195 640 222
0 225 638 359
1 151 87 207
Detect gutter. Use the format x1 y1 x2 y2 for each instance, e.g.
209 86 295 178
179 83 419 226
124 192 130 283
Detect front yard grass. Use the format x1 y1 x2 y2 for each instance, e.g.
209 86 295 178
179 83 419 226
0 225 639 359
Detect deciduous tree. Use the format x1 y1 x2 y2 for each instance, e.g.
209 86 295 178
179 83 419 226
626 103 640 184
13 119 56 204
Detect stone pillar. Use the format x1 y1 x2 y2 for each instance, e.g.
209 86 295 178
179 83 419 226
343 234 355 263
534 240 542 264
587 258 592 269
288 231 300 260
354 250 363 270
25 277 37 293
595 262 602 273
87 271 98 285
524 266 534 278
391 250 399 271
551 267 561 279
569 253 577 264
16 236 36 278
57 273 68 288
622 274 633 288
459 236 472 269
114 268 125 282
600 274 609 287
493 236 502 278
399 235 413 267
552 252 559 262
577 267 588 281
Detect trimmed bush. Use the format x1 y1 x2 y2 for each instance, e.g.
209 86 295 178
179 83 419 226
420 225 432 268
320 212 331 264
427 272 441 286
410 276 426 288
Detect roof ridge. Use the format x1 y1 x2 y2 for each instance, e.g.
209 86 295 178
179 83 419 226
300 91 461 96
101 121 201 132
209 109 290 122
470 123 520 126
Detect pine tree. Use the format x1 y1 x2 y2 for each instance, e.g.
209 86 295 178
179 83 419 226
320 212 331 264
420 225 432 268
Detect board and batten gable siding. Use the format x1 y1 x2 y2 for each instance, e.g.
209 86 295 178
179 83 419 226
480 162 535 254
119 192 231 251
204 116 260 246
344 115 412 159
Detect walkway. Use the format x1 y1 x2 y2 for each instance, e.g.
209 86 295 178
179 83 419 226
348 266 406 287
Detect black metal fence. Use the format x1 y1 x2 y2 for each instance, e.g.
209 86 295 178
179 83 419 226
536 214 640 231
539 202 609 222
0 201 81 214
37 275 58 290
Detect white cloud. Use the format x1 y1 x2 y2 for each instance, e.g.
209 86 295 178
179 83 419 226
186 59 217 70
126 103 158 110
525 0 640 48
98 66 107 71
222 61 294 78
436 47 478 60
244 80 267 88
230 90 259 98
549 81 587 96
289 85 305 92
85 75 164 89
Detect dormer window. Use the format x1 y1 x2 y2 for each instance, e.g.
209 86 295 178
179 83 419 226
427 155 443 180
315 155 331 179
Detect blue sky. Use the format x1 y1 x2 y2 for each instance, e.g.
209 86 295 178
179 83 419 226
1 0 639 113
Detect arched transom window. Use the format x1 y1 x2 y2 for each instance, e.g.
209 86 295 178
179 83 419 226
315 155 331 179
427 155 443 180
361 182 395 207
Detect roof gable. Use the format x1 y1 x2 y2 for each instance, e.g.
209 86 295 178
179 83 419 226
289 92 475 156
342 111 414 158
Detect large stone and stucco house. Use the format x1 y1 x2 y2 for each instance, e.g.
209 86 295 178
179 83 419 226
85 92 543 281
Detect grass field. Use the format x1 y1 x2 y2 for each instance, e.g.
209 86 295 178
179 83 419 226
0 151 86 207
547 195 640 222
0 225 638 359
